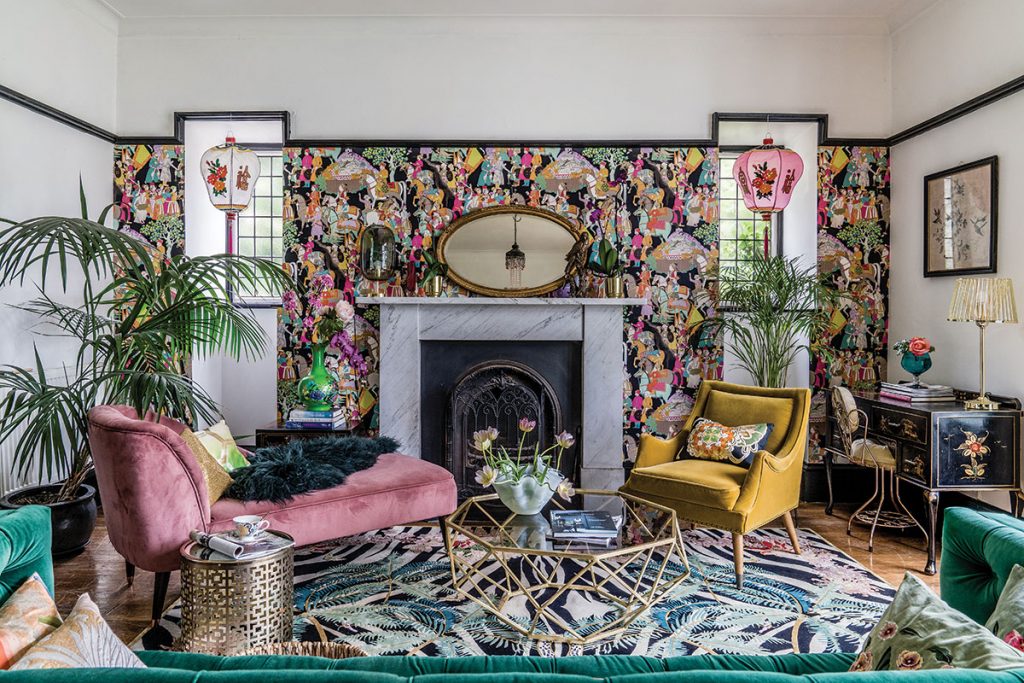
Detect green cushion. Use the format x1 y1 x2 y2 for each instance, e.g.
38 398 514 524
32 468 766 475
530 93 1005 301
703 390 793 454
851 573 1024 671
986 564 1024 641
0 506 53 604
941 507 1024 625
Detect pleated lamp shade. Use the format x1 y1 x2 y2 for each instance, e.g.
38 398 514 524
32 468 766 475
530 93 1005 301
947 277 1019 324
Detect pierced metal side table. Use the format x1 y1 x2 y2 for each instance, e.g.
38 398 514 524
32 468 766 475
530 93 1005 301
177 531 295 655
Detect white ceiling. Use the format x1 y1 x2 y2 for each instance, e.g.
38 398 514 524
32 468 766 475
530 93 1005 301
97 0 939 31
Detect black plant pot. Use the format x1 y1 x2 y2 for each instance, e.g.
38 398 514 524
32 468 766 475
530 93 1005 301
0 484 97 558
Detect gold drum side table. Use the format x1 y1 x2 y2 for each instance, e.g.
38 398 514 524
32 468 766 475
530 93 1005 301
178 530 295 655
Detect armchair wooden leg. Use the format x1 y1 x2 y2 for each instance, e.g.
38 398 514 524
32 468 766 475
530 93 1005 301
782 511 801 554
732 533 744 588
152 572 171 625
125 561 135 587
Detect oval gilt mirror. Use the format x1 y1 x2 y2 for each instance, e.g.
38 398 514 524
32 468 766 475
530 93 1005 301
437 206 581 297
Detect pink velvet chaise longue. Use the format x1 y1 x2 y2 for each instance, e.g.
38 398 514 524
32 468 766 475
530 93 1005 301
87 405 457 621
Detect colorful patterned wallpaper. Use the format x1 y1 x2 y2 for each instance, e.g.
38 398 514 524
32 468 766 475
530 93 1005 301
113 144 185 256
108 138 891 466
276 146 723 460
809 145 891 462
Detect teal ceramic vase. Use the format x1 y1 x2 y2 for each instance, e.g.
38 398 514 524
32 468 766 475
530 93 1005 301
297 343 340 411
492 467 562 516
900 352 933 387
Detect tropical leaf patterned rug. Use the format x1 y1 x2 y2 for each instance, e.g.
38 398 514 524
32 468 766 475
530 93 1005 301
136 525 892 657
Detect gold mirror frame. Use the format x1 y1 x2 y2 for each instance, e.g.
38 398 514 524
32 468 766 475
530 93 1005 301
436 205 583 298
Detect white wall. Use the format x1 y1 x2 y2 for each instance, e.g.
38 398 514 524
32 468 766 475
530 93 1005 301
0 0 116 490
889 91 1024 510
889 0 1024 510
891 0 1024 131
0 0 118 129
116 15 893 139
0 0 117 371
183 120 283 437
718 121 819 388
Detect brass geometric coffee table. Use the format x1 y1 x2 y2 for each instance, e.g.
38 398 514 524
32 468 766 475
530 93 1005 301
442 489 690 645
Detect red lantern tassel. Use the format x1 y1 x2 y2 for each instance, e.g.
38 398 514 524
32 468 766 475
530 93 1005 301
763 224 769 259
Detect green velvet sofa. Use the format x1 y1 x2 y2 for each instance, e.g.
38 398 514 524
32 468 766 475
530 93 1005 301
3 505 1024 681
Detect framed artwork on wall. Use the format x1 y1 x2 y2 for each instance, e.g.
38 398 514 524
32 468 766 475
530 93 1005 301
923 155 998 277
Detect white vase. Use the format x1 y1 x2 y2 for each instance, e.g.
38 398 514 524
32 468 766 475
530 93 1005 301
492 468 562 516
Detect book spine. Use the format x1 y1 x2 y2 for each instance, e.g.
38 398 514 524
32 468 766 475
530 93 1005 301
878 391 913 402
289 411 345 420
284 421 346 430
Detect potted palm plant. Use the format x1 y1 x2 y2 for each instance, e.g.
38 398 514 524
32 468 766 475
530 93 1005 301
702 255 837 388
0 183 291 556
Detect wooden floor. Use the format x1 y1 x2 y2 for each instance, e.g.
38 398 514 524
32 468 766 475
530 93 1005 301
53 502 939 643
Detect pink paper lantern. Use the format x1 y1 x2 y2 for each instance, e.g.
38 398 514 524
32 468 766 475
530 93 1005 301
733 137 804 222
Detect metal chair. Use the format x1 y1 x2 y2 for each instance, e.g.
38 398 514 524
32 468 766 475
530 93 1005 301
826 387 925 551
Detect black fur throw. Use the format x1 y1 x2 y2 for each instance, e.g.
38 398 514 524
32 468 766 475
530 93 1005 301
225 436 399 503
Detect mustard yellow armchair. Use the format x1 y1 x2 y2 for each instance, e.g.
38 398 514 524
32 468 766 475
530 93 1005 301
619 380 811 587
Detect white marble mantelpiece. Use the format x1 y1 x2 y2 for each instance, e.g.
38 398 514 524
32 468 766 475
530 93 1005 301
357 297 646 306
365 296 645 505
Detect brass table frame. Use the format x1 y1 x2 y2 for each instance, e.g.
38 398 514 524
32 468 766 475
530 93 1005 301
441 489 690 645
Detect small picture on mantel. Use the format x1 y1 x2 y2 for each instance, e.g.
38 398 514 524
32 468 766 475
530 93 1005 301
923 155 997 277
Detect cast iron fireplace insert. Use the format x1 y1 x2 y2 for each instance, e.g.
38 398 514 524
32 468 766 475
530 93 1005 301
420 340 582 501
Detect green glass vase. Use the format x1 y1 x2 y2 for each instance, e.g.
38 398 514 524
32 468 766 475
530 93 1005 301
900 352 932 387
297 343 340 411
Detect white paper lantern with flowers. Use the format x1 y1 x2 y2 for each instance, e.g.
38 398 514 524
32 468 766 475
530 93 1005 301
200 135 261 253
733 136 804 257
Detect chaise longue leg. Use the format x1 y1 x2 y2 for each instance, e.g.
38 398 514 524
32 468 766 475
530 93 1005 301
152 572 171 624
125 561 135 587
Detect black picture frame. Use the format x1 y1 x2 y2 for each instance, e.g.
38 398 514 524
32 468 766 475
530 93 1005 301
923 156 998 277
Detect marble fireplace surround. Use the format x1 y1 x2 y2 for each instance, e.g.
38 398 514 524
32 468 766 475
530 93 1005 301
357 297 646 497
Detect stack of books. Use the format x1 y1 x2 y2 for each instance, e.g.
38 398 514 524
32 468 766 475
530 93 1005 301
285 408 348 430
188 530 294 562
548 510 622 549
879 381 955 403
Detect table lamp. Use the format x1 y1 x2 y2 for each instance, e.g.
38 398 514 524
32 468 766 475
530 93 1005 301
947 277 1018 410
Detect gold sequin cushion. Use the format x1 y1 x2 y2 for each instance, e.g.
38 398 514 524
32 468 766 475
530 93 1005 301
181 427 234 504
10 594 145 670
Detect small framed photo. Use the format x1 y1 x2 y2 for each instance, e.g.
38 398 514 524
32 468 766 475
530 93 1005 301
923 156 998 277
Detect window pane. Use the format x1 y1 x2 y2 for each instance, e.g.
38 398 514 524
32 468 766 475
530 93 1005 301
232 149 286 303
739 220 755 239
720 201 737 220
721 241 737 260
255 237 274 256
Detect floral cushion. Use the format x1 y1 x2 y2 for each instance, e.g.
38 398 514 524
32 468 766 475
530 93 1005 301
985 564 1024 649
0 574 61 669
685 417 773 467
10 594 145 670
194 420 249 472
850 572 1024 672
